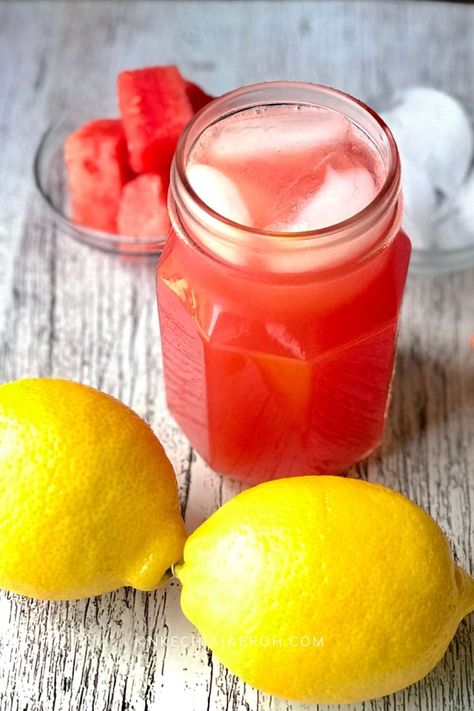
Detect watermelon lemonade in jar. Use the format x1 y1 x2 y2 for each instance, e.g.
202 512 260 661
157 82 410 482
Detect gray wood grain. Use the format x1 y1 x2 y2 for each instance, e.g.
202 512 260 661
0 1 473 709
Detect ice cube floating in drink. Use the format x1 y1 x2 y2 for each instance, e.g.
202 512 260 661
188 104 384 232
157 82 411 482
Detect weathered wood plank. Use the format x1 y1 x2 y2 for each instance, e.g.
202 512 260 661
0 1 473 710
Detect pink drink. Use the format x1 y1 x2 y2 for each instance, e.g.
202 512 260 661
188 104 385 237
157 83 410 481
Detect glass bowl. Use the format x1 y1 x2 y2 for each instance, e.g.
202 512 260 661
409 237 474 275
33 116 166 255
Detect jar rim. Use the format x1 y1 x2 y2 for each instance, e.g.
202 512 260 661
173 80 401 249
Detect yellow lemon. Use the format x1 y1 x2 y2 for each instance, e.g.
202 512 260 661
176 475 474 703
0 378 186 600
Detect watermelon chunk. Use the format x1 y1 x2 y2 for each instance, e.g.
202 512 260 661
185 80 214 112
117 173 170 237
118 65 193 173
65 119 130 233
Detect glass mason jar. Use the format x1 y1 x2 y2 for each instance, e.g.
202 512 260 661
157 82 411 483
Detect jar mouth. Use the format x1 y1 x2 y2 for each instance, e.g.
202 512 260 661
173 80 401 247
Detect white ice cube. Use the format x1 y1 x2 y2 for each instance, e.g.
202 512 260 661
381 87 473 197
434 169 474 249
206 106 350 164
400 154 438 251
266 164 377 232
187 163 252 225
446 169 474 228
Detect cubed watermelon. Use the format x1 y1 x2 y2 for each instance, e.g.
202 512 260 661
117 173 170 237
65 119 131 233
118 65 193 173
185 80 214 112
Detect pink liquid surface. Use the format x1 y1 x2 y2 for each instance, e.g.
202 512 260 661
187 104 385 233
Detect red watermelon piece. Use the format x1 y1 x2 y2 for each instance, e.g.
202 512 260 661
117 173 170 237
64 119 131 233
185 80 214 112
117 65 193 173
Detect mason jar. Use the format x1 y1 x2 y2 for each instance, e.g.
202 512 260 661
157 81 411 483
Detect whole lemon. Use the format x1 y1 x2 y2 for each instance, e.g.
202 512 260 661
0 378 186 600
176 476 474 703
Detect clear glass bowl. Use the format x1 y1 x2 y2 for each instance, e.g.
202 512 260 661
409 238 474 275
33 116 166 255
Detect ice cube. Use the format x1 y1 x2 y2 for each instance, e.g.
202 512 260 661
266 161 377 232
205 106 350 165
447 169 474 228
187 163 252 226
434 169 474 249
400 154 438 251
434 215 474 251
380 87 473 197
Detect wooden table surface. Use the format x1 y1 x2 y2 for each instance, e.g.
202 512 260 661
1 1 473 709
